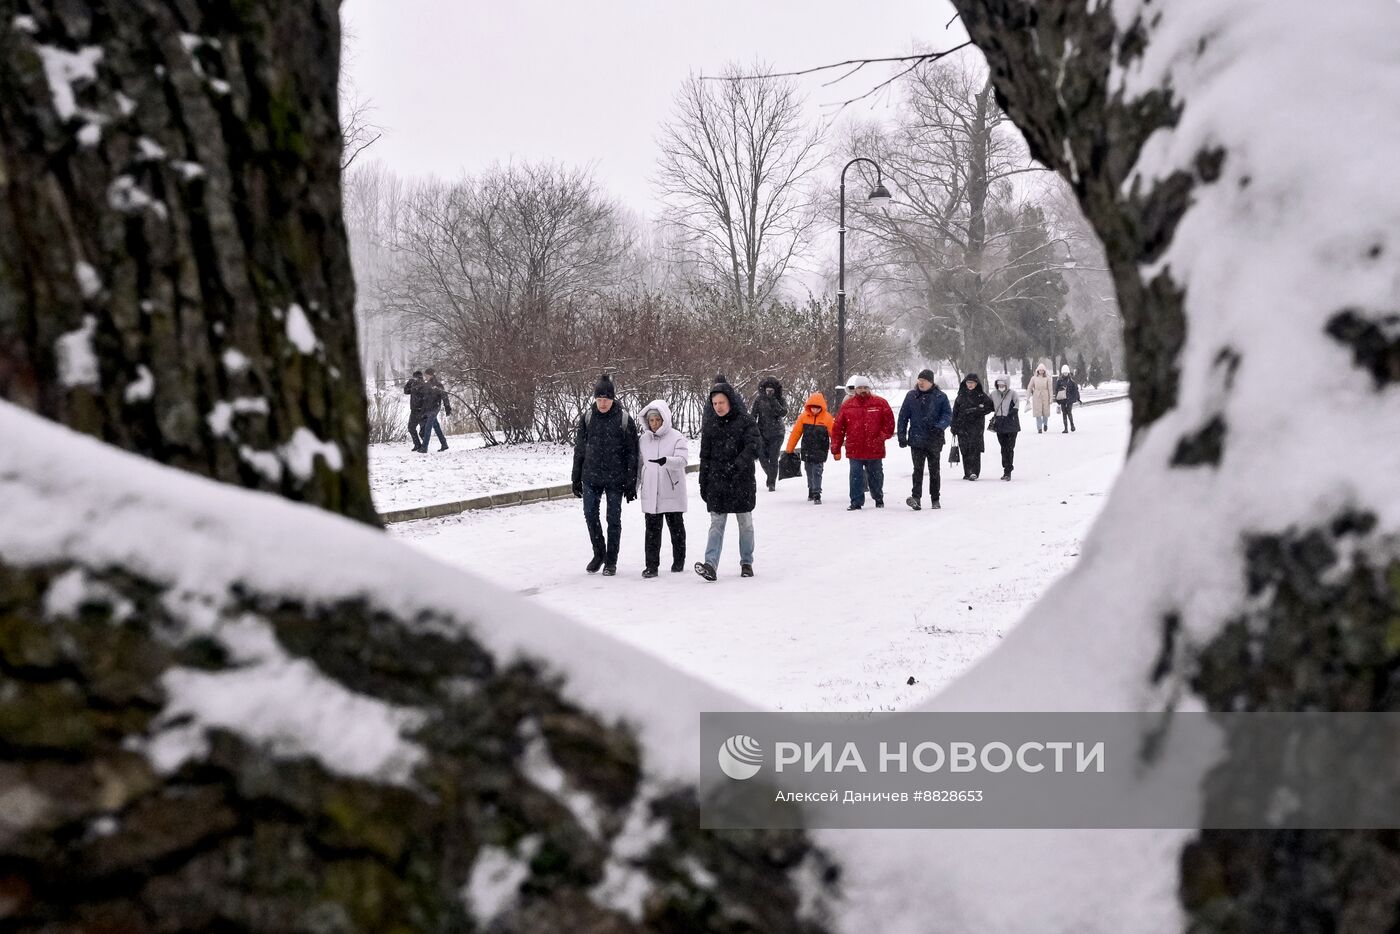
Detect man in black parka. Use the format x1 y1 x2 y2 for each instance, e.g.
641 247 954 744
696 378 762 581
572 373 639 576
750 376 788 492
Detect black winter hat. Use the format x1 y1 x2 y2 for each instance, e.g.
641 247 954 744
917 368 936 384
594 372 616 400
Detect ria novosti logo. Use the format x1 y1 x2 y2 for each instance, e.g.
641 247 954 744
717 734 763 780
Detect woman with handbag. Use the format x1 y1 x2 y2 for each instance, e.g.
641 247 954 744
1055 364 1082 433
989 377 1022 480
951 373 994 481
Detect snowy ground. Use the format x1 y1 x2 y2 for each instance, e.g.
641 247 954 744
389 395 1131 711
370 438 572 513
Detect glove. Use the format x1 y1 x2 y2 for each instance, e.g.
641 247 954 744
648 457 667 465
624 485 637 503
898 439 908 448
571 481 583 498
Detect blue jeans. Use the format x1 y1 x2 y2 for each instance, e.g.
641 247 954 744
417 412 446 448
805 461 824 496
848 459 884 507
705 512 754 568
1035 415 1049 432
582 485 623 564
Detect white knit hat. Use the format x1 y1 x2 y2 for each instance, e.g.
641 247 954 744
850 374 873 389
1061 364 1071 375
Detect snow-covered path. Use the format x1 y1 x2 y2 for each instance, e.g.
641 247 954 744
391 397 1130 711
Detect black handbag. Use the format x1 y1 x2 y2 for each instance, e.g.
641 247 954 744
949 443 961 465
778 451 802 480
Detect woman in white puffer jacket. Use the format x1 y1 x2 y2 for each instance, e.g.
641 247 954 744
637 399 689 578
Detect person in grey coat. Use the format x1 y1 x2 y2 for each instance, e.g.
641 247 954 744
989 377 1021 480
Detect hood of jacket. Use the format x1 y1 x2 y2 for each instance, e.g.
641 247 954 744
758 376 782 394
957 373 983 396
640 398 674 437
800 392 827 419
708 381 748 421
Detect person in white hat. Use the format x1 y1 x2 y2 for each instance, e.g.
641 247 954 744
830 375 895 509
1054 364 1082 433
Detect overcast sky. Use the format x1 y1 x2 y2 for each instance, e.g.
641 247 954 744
340 0 965 216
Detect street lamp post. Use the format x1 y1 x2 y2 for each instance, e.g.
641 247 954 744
837 157 892 390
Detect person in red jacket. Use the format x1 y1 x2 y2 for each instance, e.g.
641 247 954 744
830 375 895 510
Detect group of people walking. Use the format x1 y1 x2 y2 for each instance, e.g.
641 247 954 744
569 365 1084 580
402 369 453 453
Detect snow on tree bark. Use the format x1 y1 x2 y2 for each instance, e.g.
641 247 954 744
0 0 375 524
945 0 1400 928
0 3 836 931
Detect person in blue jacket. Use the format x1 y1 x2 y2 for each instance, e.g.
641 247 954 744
897 368 953 510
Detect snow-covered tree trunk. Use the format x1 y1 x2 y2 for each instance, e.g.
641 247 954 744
0 0 375 524
945 0 1400 928
0 4 837 930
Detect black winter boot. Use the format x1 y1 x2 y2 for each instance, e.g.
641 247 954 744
602 565 617 577
671 558 685 573
586 555 604 574
741 564 754 578
695 562 717 582
906 496 921 511
642 567 658 579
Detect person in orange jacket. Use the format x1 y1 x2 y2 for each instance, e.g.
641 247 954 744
783 392 835 505
830 375 895 510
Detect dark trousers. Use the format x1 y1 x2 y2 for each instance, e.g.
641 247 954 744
805 461 824 496
956 432 982 478
408 413 423 449
910 446 941 502
759 433 782 487
582 485 622 564
848 459 884 507
644 512 685 569
997 432 1018 474
1060 402 1076 430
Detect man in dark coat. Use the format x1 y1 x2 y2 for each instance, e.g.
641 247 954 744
897 368 953 510
404 370 425 451
951 373 994 481
423 368 452 451
572 373 639 576
411 372 451 454
696 378 761 581
1054 364 1082 433
749 376 788 493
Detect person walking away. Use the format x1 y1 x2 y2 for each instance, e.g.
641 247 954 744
990 377 1022 480
412 372 452 454
750 376 788 492
404 370 425 451
1027 364 1054 434
897 369 952 510
637 399 688 578
830 375 895 510
951 373 994 481
1055 364 1082 433
696 378 761 581
783 392 835 505
571 373 639 576
424 369 452 451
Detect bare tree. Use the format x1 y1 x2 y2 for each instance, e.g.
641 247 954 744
387 163 633 442
339 93 383 171
655 67 823 313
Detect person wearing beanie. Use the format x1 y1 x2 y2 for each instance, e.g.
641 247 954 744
989 376 1022 480
1027 363 1054 433
951 373 994 480
696 377 762 581
1054 364 1082 433
783 391 835 504
749 376 789 492
571 372 639 576
830 375 895 510
897 369 953 509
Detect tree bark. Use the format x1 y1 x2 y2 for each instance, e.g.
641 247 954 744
948 0 1400 929
0 0 375 524
0 4 837 931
